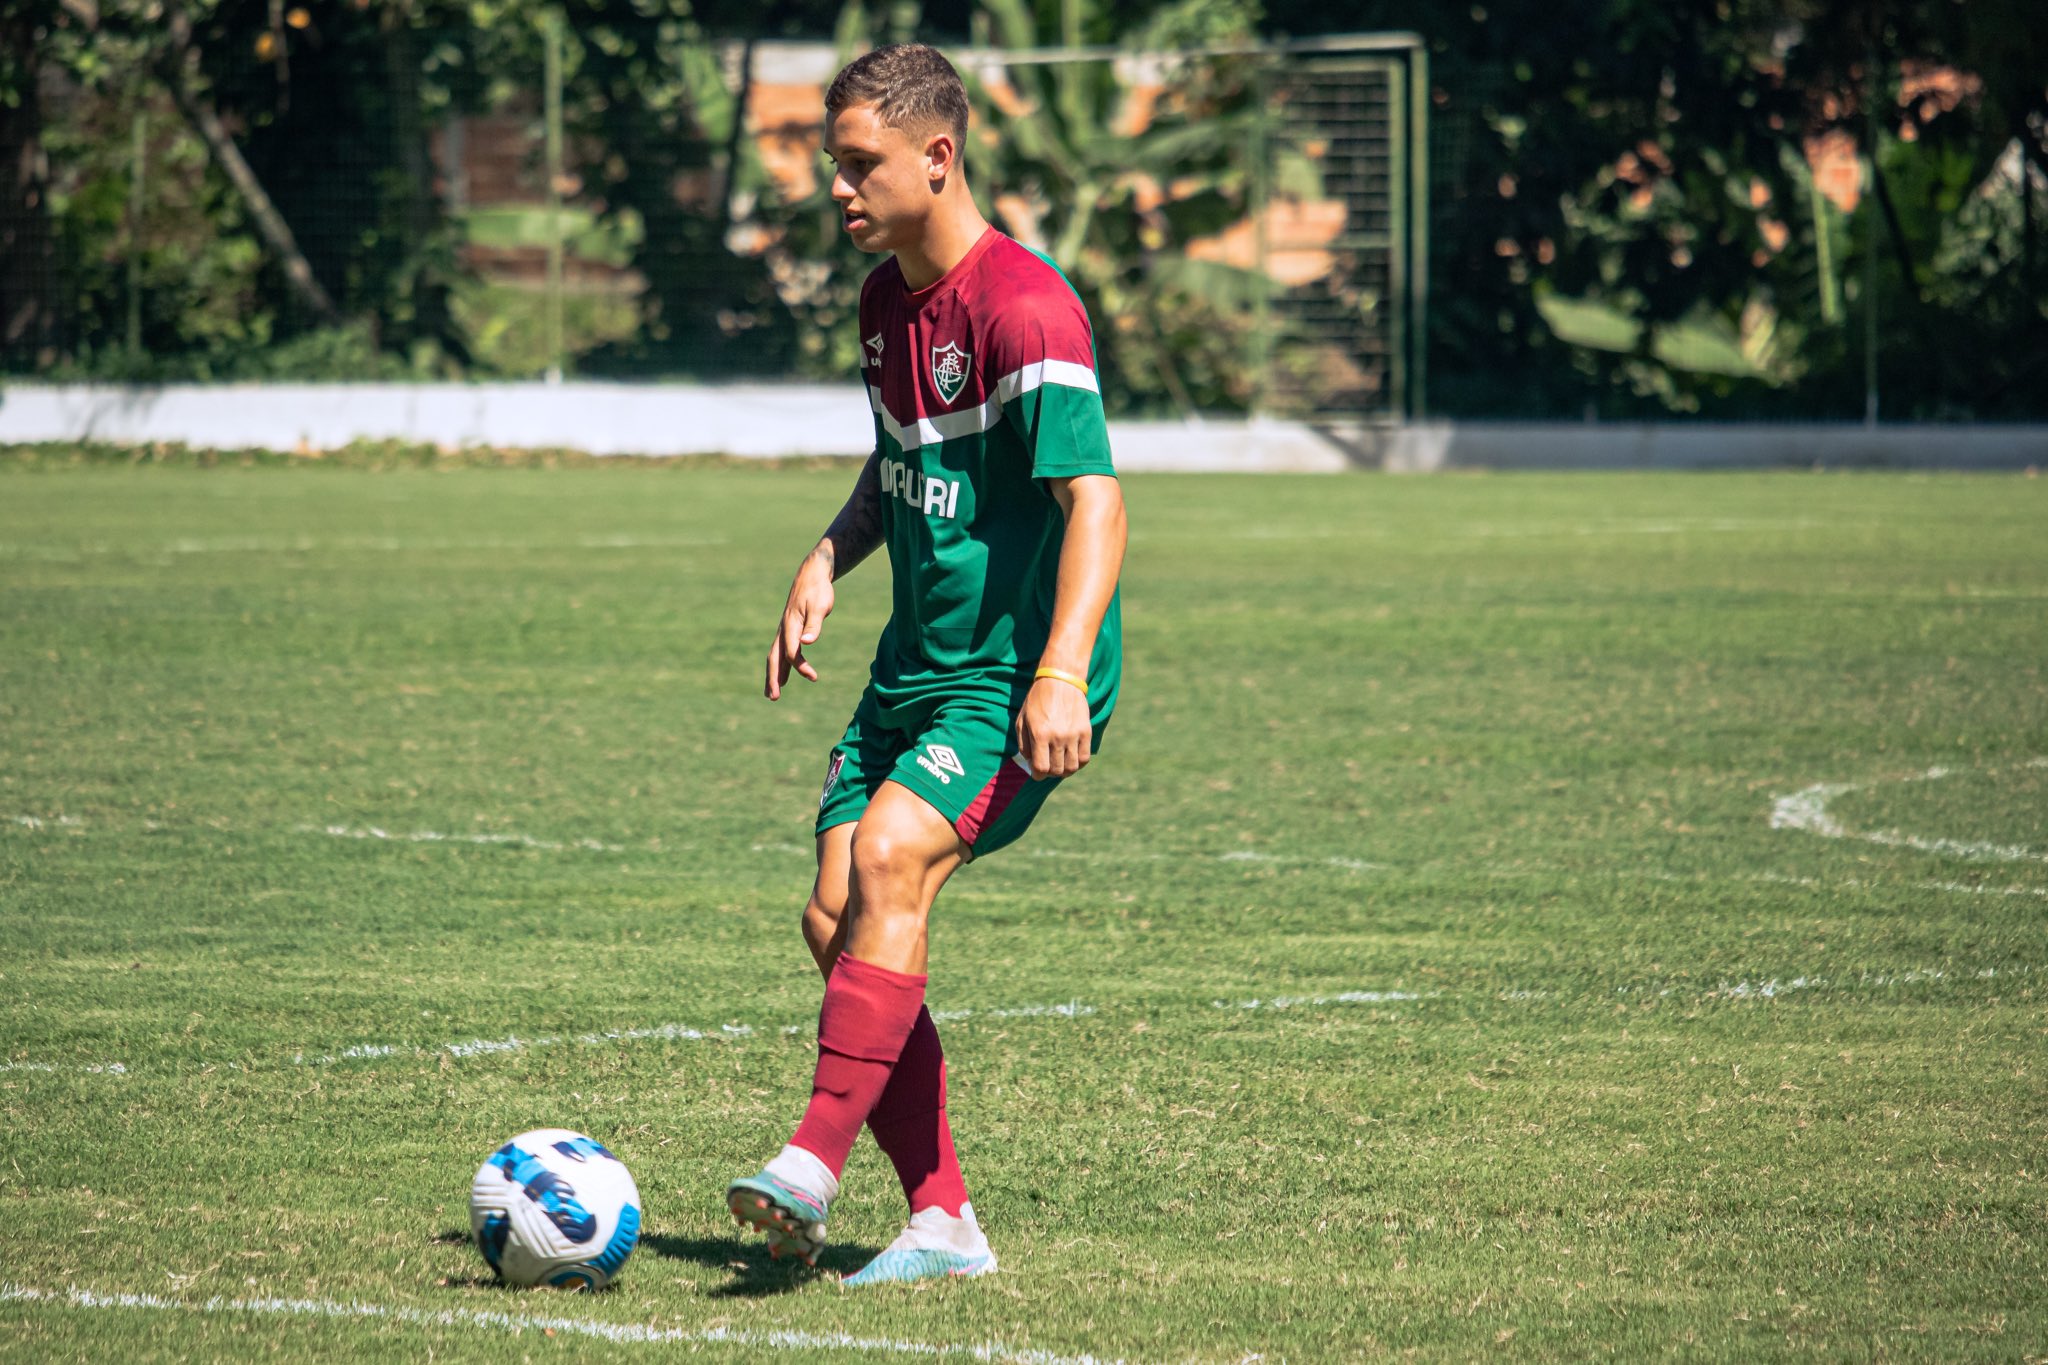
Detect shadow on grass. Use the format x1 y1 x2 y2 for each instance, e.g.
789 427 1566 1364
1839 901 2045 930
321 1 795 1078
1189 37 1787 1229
437 1272 525 1292
639 1232 879 1297
431 1227 630 1296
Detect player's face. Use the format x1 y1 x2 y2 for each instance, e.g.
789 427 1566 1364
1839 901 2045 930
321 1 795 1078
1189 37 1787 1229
824 103 945 254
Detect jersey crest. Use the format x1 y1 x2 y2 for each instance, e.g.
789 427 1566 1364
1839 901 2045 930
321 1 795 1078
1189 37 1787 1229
930 341 970 406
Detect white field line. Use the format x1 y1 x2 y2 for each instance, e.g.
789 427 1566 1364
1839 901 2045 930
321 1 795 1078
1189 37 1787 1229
1770 761 2048 864
15 956 2041 1080
1461 517 1830 538
0 533 728 559
1217 850 1386 871
1609 963 2034 1000
300 1019 763 1066
13 817 629 853
1032 848 1385 872
751 844 1391 873
1215 990 1426 1011
1711 975 1823 1000
5 1000 1101 1079
304 824 623 853
931 1001 1096 1023
293 1002 1100 1068
0 1283 1128 1365
5 814 83 830
1156 517 1836 543
159 822 2027 895
1031 848 2043 897
236 957 2048 1072
1917 880 2048 899
1750 870 2048 900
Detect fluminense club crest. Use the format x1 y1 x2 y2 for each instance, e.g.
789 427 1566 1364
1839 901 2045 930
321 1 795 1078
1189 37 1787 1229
929 340 971 406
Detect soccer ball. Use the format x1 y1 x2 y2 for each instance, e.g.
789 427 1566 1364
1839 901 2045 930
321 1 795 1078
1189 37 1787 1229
468 1128 642 1290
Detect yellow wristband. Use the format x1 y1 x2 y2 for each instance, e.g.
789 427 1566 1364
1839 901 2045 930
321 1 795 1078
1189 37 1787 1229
1033 666 1089 693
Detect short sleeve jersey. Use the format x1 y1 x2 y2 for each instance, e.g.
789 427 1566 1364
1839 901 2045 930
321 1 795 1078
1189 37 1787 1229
857 228 1121 718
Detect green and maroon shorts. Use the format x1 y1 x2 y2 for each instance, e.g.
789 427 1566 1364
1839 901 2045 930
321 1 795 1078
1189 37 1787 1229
815 685 1109 860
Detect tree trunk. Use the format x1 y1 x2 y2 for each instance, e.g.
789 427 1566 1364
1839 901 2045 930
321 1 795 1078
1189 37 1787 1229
160 6 339 324
0 6 60 367
382 7 434 251
714 37 755 252
379 0 468 361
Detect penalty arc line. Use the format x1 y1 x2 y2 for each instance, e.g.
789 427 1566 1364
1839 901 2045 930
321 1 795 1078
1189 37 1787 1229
1770 760 2048 864
0 1284 1132 1365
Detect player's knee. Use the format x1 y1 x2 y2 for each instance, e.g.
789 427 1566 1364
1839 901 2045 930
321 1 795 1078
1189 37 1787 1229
848 821 925 898
848 826 905 889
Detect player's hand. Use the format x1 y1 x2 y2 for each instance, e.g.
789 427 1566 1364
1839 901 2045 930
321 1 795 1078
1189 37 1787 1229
1015 678 1092 780
766 554 834 700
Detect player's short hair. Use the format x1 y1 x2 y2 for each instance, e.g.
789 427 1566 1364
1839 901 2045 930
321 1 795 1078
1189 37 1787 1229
825 43 970 146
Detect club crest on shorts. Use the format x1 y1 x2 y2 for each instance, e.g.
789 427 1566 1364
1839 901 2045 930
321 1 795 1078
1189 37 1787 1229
820 751 846 808
929 341 970 406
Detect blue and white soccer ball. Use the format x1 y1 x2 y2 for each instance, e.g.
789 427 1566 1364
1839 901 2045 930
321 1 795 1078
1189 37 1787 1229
468 1128 642 1290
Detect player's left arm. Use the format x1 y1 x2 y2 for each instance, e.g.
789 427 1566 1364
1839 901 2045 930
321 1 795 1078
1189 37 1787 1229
1016 474 1126 780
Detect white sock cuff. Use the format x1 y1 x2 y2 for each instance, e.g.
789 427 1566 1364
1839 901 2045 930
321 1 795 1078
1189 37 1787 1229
767 1143 840 1205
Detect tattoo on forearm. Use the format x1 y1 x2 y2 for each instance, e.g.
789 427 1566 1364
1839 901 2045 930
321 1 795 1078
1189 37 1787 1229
819 447 885 578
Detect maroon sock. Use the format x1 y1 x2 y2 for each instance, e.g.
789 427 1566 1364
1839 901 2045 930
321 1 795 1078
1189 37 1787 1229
789 954 928 1176
867 1006 971 1216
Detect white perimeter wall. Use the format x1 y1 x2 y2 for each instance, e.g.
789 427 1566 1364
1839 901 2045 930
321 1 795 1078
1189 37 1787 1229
3 382 2044 471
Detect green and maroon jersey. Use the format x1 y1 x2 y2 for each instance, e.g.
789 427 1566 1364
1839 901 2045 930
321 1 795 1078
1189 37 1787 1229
858 228 1121 719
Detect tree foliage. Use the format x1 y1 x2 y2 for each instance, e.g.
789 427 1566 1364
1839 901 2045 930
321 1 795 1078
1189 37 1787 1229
1262 0 2048 418
958 0 1272 414
8 0 2045 416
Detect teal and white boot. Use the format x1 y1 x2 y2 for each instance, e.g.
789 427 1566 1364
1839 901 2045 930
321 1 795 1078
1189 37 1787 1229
842 1204 998 1286
727 1145 836 1266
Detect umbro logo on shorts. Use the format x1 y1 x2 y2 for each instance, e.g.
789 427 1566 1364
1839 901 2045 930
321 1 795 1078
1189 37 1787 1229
916 743 967 785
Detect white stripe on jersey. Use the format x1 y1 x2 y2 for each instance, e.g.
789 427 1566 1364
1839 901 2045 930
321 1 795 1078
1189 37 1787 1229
997 358 1100 401
868 360 1099 452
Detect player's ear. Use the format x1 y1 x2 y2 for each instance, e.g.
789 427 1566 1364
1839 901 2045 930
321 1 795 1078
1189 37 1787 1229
924 130 958 188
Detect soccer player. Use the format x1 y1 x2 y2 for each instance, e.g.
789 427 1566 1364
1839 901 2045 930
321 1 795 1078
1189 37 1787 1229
725 43 1125 1286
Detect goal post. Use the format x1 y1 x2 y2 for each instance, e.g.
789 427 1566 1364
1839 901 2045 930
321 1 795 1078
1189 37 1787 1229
956 31 1430 421
1264 36 1430 420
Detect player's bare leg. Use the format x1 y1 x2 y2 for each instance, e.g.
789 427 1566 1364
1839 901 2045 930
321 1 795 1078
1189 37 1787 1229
800 822 857 976
729 783 995 1278
837 780 966 972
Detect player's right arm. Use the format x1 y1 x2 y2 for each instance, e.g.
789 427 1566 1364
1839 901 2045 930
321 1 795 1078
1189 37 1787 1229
764 447 885 700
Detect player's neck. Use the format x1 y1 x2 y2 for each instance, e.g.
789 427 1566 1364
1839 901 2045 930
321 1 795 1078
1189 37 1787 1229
894 199 992 293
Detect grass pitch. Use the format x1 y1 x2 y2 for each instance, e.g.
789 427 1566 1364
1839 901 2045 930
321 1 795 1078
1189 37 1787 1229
1 461 2044 1361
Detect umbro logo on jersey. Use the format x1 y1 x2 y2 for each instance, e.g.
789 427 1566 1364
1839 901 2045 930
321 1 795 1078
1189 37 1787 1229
864 333 885 368
915 743 968 785
930 341 970 405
